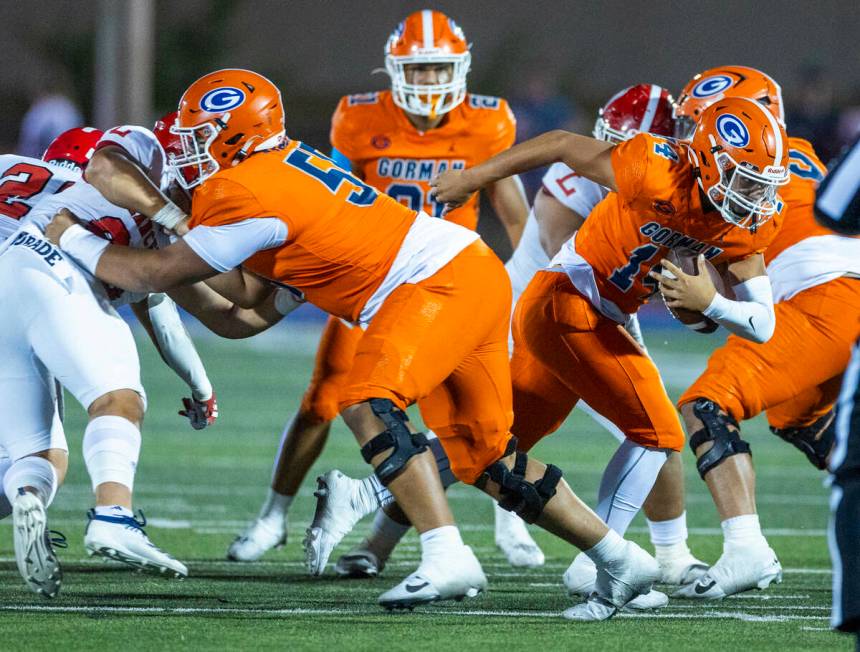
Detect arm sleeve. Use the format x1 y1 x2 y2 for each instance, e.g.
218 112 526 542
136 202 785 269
182 219 288 273
702 275 775 343
146 293 213 400
94 125 164 185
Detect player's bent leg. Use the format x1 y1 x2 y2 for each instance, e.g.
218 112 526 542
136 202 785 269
673 399 780 599
5 452 67 599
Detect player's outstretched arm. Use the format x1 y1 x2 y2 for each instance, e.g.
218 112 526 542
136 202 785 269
432 131 616 209
46 209 218 293
485 175 528 249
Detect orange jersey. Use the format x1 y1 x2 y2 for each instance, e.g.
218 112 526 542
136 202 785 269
557 133 780 315
764 137 830 264
330 90 515 230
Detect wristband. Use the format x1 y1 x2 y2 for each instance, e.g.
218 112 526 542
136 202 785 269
59 224 110 275
151 201 188 230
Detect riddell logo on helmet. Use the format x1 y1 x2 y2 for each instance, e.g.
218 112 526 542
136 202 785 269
200 87 246 113
715 114 750 147
692 75 733 98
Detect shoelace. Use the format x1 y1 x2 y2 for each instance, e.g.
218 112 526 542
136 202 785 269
48 530 68 549
87 508 148 532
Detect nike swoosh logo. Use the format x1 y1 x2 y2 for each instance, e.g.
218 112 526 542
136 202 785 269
748 316 755 328
694 580 717 595
405 581 430 593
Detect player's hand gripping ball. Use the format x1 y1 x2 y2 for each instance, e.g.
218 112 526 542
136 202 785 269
650 250 728 333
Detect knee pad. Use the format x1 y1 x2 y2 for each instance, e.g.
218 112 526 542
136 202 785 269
427 436 457 489
770 411 834 470
360 399 428 486
689 399 750 479
475 439 563 523
83 415 141 491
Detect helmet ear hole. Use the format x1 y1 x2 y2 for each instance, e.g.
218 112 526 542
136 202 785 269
225 133 244 146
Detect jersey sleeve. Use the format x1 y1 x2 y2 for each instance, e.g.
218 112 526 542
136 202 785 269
541 162 607 218
190 177 282 230
611 133 685 209
182 218 288 272
330 96 363 165
94 125 165 185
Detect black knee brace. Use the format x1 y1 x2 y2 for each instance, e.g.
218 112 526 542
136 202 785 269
428 437 457 489
475 439 562 523
360 398 428 486
689 399 751 479
770 411 835 470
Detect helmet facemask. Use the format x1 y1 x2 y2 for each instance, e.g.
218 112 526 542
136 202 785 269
386 52 471 118
673 114 697 141
705 149 788 229
170 119 224 190
593 116 638 145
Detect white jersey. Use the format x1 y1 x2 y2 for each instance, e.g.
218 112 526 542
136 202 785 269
505 162 608 302
24 125 168 306
0 154 81 243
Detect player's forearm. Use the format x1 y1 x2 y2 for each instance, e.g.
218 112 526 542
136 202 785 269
86 147 169 219
464 131 575 190
169 283 285 339
487 176 528 249
145 294 213 399
703 275 775 343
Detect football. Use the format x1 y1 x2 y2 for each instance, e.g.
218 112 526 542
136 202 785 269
660 248 732 334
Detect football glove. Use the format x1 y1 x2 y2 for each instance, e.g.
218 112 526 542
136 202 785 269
179 392 219 430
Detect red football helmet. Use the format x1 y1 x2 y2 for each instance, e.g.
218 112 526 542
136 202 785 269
593 84 675 144
689 97 789 229
172 68 285 189
674 66 784 141
42 127 103 172
153 111 182 160
384 10 471 118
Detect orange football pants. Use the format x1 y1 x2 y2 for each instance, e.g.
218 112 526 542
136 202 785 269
678 277 860 428
299 316 363 424
510 270 685 452
339 240 514 484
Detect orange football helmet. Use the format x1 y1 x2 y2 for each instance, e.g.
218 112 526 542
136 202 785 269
674 65 784 140
689 97 788 230
384 10 471 118
171 69 285 189
593 84 675 144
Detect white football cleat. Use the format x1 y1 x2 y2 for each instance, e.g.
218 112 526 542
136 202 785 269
494 503 545 568
304 470 375 576
12 490 63 598
378 545 487 610
657 550 710 586
85 508 188 578
226 517 286 561
563 552 597 597
673 545 782 599
335 544 385 578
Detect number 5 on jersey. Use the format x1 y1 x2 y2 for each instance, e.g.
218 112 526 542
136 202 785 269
284 143 378 206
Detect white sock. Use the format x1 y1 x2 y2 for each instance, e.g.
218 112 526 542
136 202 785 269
0 456 12 519
596 440 669 535
366 474 395 508
648 511 689 547
258 488 293 523
94 505 134 519
584 528 627 565
366 508 411 558
420 525 464 563
3 456 58 507
721 514 768 550
83 415 141 491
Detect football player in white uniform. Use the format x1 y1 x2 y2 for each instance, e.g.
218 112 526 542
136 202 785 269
0 124 227 596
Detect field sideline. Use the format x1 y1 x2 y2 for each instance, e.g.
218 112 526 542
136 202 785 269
0 320 849 651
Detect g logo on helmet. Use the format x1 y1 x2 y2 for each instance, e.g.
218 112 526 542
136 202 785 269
200 87 246 113
692 75 733 99
715 114 750 148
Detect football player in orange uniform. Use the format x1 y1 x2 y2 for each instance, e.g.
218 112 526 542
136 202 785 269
668 66 860 599
48 68 661 617
434 95 788 619
227 10 535 569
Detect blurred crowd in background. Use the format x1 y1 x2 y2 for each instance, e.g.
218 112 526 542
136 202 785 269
4 1 860 203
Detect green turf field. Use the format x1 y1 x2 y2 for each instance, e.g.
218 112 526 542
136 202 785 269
0 324 849 651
